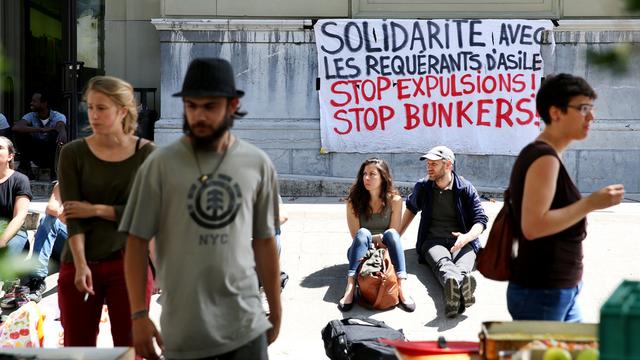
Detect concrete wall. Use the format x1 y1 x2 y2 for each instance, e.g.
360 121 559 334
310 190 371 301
153 19 640 196
160 0 631 18
105 0 161 110
100 0 636 136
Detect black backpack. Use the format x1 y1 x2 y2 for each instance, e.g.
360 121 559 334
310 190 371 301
321 317 405 360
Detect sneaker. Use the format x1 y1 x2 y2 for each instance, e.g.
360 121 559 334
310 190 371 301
1 285 29 310
444 278 461 318
24 277 47 303
0 280 21 309
460 274 477 308
15 286 30 308
280 271 289 291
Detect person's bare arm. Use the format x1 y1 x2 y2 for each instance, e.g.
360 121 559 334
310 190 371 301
278 205 289 226
398 209 416 236
67 232 94 295
55 121 67 144
388 195 403 231
521 155 625 240
45 184 64 219
124 234 164 359
0 196 30 247
125 234 163 360
12 119 54 134
450 223 484 253
253 236 281 344
346 202 360 239
63 202 116 221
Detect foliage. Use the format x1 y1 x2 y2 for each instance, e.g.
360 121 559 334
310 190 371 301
626 0 640 12
0 220 37 282
585 0 639 74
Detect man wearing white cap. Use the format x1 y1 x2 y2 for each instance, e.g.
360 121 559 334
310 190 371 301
399 145 488 318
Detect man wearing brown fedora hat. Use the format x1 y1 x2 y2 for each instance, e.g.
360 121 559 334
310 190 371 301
121 58 281 359
399 145 488 318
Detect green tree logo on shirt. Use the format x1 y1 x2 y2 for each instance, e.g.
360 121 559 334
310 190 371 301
187 173 242 229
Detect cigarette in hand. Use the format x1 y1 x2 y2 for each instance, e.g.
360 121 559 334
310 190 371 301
84 293 89 302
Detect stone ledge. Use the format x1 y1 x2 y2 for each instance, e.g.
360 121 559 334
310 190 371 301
278 174 506 199
152 19 312 31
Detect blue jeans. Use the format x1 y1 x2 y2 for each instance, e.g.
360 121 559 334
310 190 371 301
31 215 67 278
5 229 28 256
507 281 583 322
347 228 406 278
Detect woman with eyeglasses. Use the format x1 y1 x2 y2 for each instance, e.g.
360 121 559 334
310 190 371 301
338 158 415 312
506 74 624 322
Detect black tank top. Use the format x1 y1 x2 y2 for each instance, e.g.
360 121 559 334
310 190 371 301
509 141 586 288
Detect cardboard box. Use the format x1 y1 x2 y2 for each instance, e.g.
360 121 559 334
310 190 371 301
479 321 597 360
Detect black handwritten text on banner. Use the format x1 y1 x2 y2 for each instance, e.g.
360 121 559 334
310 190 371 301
314 19 552 155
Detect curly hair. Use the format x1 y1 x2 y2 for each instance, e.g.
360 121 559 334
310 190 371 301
347 158 398 220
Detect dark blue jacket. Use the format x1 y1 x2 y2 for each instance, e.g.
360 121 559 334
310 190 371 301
405 171 488 260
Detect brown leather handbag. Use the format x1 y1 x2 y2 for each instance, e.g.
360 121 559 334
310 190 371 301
477 188 517 281
356 248 399 310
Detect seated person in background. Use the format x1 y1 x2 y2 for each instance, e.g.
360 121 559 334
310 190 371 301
275 195 289 290
12 92 67 180
0 136 33 309
0 113 10 138
399 146 488 318
339 157 415 312
25 182 68 302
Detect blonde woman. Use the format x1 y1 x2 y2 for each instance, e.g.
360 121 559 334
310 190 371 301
57 76 154 345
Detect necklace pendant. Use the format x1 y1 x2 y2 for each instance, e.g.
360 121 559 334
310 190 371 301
199 174 208 184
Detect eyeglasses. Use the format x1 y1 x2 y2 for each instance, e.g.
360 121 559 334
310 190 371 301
566 104 595 117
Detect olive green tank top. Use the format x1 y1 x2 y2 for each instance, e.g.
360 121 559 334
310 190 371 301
359 205 391 235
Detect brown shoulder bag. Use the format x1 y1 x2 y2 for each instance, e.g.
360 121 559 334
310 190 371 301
356 248 399 310
476 189 517 281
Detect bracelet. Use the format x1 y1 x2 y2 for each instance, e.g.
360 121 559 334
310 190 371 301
131 309 149 320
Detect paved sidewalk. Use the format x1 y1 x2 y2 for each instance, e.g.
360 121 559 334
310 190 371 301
13 197 640 359
267 197 640 359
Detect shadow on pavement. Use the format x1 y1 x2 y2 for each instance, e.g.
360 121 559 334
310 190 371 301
300 263 408 318
299 263 346 306
404 249 468 331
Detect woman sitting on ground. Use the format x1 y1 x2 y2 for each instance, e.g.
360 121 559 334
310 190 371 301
338 157 415 312
0 136 32 257
0 136 33 309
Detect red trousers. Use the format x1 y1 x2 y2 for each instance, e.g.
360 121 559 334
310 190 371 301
58 256 153 346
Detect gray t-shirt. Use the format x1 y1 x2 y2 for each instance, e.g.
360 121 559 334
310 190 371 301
119 136 279 359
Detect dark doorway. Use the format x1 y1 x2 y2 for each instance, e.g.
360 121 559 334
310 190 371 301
25 0 66 111
0 0 105 140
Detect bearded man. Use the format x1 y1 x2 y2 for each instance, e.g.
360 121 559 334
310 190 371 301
120 58 281 360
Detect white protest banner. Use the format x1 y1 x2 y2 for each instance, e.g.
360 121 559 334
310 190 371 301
314 19 553 155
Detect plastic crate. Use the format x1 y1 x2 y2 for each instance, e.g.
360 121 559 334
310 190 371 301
599 280 640 360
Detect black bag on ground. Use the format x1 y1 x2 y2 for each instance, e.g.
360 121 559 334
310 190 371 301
321 317 405 360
